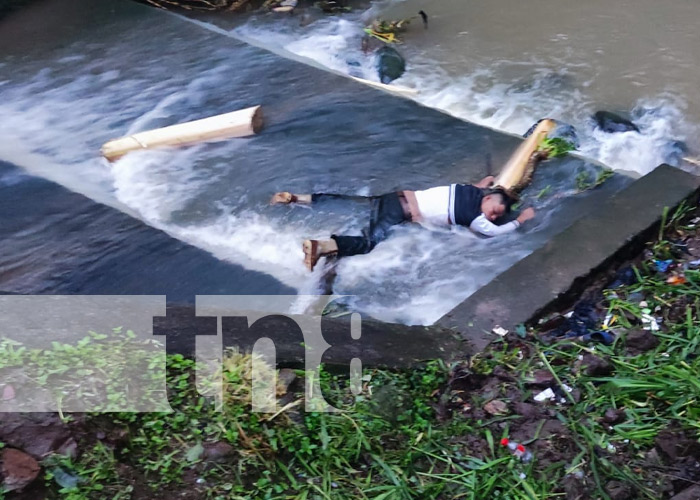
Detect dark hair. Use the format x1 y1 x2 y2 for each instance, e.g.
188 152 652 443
486 187 516 213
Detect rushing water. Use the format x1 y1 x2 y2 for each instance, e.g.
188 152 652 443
0 0 694 325
223 0 700 175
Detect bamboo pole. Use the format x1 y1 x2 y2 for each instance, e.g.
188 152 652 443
494 119 556 193
101 105 263 162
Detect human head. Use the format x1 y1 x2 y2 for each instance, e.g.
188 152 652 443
480 190 513 222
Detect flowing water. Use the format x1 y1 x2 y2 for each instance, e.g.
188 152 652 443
227 0 700 174
0 0 697 325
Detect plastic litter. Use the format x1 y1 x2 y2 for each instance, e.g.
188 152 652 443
688 259 700 269
641 313 660 331
578 330 617 345
492 326 508 337
51 467 80 489
654 259 673 273
501 438 533 462
666 274 687 285
534 388 556 402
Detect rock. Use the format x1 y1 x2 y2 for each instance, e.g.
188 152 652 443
625 329 659 355
593 111 640 133
376 46 405 84
527 369 555 387
602 408 626 424
0 413 76 459
1 448 40 492
562 473 591 500
513 401 538 419
605 480 632 500
202 442 235 463
483 399 508 416
670 484 700 500
581 354 614 376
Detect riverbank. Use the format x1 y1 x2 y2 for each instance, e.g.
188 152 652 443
2 203 700 499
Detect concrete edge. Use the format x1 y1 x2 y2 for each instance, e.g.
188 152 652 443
437 164 700 350
156 305 466 369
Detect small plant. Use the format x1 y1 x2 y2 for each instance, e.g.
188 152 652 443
576 167 614 191
536 185 552 200
537 137 576 158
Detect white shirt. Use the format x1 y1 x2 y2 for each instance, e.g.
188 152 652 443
414 186 451 226
469 214 521 237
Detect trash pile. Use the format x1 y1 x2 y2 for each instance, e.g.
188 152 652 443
539 208 700 347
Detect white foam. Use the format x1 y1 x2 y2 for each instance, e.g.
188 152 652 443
231 10 697 177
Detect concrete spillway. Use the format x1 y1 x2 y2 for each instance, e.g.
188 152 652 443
3 0 697 365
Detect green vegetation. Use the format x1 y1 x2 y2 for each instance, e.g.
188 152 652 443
3 206 700 499
536 137 575 159
575 167 614 191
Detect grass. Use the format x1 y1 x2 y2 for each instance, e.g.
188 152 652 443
2 205 700 499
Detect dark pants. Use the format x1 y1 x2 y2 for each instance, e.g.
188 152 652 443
312 192 408 257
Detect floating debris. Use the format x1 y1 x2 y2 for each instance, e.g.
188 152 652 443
363 11 428 44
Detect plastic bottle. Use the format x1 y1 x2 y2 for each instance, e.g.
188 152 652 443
501 438 533 462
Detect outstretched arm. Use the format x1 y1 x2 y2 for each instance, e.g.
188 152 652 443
470 208 536 237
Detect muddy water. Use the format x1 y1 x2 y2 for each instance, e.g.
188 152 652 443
225 0 700 175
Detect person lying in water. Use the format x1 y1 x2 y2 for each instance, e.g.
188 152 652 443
271 175 535 271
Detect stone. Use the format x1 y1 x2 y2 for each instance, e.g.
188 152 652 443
1 448 40 492
605 480 632 500
603 408 626 424
0 413 75 459
581 354 614 376
483 399 508 415
625 329 659 354
202 442 235 463
527 369 555 387
376 46 405 84
593 111 640 133
670 484 700 500
513 401 538 419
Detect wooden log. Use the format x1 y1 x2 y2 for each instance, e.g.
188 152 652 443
101 105 263 162
495 118 556 193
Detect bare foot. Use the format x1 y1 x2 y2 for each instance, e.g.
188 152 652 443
270 192 312 205
270 192 294 205
303 240 320 271
302 239 338 271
